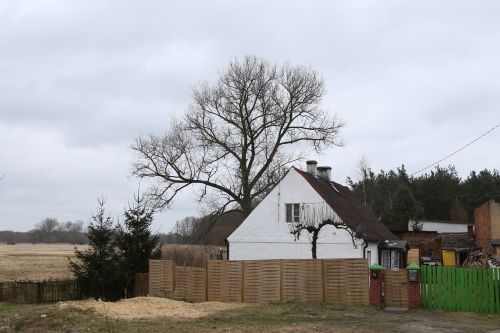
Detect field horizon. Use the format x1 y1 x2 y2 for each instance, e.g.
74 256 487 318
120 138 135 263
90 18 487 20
0 243 86 281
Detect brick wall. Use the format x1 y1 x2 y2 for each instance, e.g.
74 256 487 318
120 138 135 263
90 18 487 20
474 201 493 254
491 201 500 240
407 271 420 309
369 271 383 306
400 232 441 260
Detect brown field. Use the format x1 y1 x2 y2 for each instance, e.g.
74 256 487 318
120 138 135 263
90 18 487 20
0 243 86 281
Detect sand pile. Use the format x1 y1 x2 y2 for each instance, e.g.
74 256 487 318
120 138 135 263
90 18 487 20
66 297 245 320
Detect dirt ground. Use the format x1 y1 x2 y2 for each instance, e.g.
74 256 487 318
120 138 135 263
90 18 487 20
0 243 86 281
1 299 500 333
67 297 247 319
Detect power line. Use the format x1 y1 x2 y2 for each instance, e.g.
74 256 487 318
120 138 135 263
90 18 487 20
411 122 500 176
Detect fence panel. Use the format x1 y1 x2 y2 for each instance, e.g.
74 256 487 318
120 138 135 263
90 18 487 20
207 260 243 302
421 266 500 313
38 280 79 303
282 259 323 302
134 273 149 297
149 260 174 298
149 258 369 304
243 260 281 303
0 282 16 302
0 280 79 304
323 259 369 305
383 270 408 308
174 266 206 302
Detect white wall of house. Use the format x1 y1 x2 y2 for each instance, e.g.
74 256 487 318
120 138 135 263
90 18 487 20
408 220 471 233
227 168 378 262
365 243 379 267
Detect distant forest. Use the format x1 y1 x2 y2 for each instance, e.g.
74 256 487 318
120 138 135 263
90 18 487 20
348 165 500 233
0 218 87 244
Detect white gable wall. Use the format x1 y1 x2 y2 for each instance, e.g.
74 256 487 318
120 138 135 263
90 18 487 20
228 168 378 262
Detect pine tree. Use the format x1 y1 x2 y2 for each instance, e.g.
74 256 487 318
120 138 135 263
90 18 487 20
69 198 124 300
116 192 161 297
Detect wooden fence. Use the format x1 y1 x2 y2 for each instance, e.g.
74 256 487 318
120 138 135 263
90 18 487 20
133 273 149 297
149 260 174 298
0 279 79 304
149 258 369 304
383 270 408 308
421 265 500 313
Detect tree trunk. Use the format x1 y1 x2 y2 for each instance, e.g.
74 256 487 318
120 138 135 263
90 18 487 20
241 196 253 218
311 229 320 259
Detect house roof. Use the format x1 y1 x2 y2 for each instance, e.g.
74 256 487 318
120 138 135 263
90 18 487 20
441 233 475 249
294 168 398 242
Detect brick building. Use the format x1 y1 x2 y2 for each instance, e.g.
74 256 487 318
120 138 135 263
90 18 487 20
400 231 475 265
474 200 500 256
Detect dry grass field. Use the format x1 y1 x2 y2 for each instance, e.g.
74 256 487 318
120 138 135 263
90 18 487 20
0 243 86 281
1 300 500 332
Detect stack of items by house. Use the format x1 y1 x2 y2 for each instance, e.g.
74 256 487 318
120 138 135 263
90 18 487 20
462 251 500 268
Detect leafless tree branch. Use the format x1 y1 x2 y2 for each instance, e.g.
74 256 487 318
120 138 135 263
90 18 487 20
131 55 344 218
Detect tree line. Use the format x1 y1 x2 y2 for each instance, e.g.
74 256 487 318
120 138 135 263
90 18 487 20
161 211 244 246
0 219 87 244
348 165 500 233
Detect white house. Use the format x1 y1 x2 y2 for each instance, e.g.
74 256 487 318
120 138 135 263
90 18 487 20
408 220 473 233
227 161 399 267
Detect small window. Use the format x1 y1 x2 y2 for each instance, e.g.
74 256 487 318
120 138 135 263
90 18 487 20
285 203 300 223
381 250 390 269
391 250 400 270
367 250 372 267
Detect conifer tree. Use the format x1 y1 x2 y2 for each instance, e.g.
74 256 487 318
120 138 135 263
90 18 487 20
70 198 124 300
116 192 161 297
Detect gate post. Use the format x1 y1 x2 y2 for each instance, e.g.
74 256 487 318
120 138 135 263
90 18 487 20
407 263 420 309
369 264 384 307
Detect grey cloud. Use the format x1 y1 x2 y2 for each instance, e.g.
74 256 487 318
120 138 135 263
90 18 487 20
1 0 500 231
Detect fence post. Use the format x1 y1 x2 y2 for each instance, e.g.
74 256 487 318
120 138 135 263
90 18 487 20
369 264 383 307
37 282 43 304
279 260 283 302
407 263 420 309
241 261 245 302
321 259 325 302
206 261 209 302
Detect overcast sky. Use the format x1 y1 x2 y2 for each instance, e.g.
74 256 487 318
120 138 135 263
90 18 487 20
1 1 499 232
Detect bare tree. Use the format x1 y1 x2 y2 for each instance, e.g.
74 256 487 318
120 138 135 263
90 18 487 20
356 155 371 206
132 55 344 218
290 203 357 259
36 217 59 233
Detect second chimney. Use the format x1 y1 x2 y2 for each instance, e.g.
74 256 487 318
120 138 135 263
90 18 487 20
317 166 332 181
306 160 317 176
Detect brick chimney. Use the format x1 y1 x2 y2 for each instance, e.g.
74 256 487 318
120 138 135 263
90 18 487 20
317 166 332 181
306 160 317 176
467 225 474 240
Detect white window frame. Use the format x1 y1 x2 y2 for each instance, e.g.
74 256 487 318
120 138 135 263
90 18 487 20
381 250 390 269
285 203 300 224
391 250 400 270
